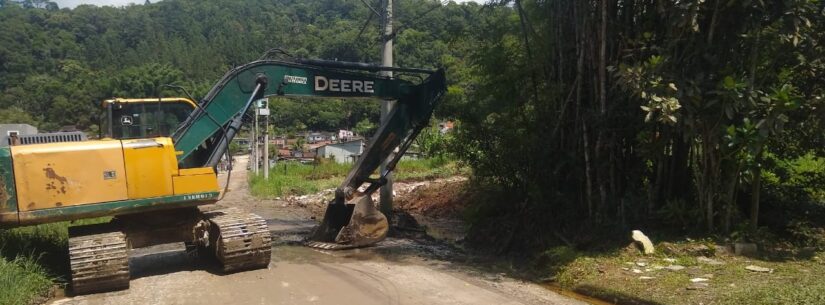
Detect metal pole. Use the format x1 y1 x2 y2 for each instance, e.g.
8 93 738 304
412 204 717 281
253 106 259 174
263 99 270 180
379 0 395 216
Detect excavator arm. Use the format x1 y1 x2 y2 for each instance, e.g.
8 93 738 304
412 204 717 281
171 58 447 248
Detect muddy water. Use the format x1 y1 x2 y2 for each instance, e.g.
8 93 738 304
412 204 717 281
542 284 615 305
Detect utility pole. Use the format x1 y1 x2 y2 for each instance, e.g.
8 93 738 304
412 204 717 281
262 98 270 180
379 0 395 217
253 105 259 174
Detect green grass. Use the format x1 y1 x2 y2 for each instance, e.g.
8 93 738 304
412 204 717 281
0 218 108 305
0 256 54 305
550 241 825 305
249 157 465 198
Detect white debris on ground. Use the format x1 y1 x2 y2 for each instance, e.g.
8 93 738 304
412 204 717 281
631 230 655 254
745 265 773 273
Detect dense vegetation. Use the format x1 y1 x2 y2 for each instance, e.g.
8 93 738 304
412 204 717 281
446 0 825 251
2 0 825 281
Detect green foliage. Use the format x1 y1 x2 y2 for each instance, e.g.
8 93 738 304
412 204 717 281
415 124 453 159
0 0 476 132
0 218 108 304
0 256 54 305
249 158 463 198
0 107 37 125
445 0 825 240
353 118 376 137
228 141 243 155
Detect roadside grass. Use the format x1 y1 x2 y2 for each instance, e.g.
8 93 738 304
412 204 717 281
249 157 465 198
548 240 825 305
0 256 54 305
0 218 109 305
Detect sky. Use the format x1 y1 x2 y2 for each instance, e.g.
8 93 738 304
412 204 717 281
53 0 485 9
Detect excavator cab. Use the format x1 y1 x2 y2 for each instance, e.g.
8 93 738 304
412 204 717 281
101 98 196 139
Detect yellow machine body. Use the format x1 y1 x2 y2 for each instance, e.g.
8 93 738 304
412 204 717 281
3 137 218 227
12 140 129 211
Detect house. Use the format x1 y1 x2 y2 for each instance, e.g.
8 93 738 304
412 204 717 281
271 136 287 148
306 132 327 143
305 131 337 144
316 139 365 163
307 142 328 150
290 150 316 160
277 149 291 159
0 124 38 147
338 129 354 142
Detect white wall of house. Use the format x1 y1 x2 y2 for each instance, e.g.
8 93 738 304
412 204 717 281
317 140 363 163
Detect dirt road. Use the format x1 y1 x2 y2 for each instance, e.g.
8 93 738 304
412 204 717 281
49 156 585 305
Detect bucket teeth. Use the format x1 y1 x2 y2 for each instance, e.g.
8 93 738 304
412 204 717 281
68 230 130 295
204 208 272 272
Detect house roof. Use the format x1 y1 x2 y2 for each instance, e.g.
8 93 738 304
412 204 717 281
316 139 364 150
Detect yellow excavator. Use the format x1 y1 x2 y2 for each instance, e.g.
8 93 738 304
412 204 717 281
0 54 446 294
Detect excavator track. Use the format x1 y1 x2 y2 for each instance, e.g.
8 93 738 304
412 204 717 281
204 208 272 272
68 230 130 294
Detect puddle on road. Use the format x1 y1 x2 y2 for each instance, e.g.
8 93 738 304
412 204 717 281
542 283 614 305
271 239 429 266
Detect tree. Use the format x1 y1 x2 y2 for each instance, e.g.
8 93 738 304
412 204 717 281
0 107 38 126
354 118 376 137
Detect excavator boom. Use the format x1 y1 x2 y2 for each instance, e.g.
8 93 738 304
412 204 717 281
171 58 446 248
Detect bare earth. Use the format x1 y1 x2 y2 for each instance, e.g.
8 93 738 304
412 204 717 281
48 156 585 305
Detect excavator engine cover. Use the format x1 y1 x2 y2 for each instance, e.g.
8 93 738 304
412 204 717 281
309 196 388 249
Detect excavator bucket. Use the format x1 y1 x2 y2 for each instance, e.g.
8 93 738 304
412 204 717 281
307 195 389 250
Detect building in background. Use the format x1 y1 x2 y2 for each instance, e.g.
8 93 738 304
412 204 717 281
306 132 336 144
316 139 364 163
0 124 38 147
338 129 354 142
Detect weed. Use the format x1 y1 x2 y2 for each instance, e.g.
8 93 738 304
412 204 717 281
0 255 54 305
250 158 465 197
0 218 108 305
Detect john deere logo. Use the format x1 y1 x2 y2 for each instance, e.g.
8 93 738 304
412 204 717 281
314 76 374 93
120 116 133 125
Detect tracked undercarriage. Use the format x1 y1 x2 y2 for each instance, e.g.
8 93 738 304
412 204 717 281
200 208 271 272
67 208 272 294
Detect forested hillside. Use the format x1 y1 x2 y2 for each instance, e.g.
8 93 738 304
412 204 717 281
0 0 478 132
3 0 825 249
